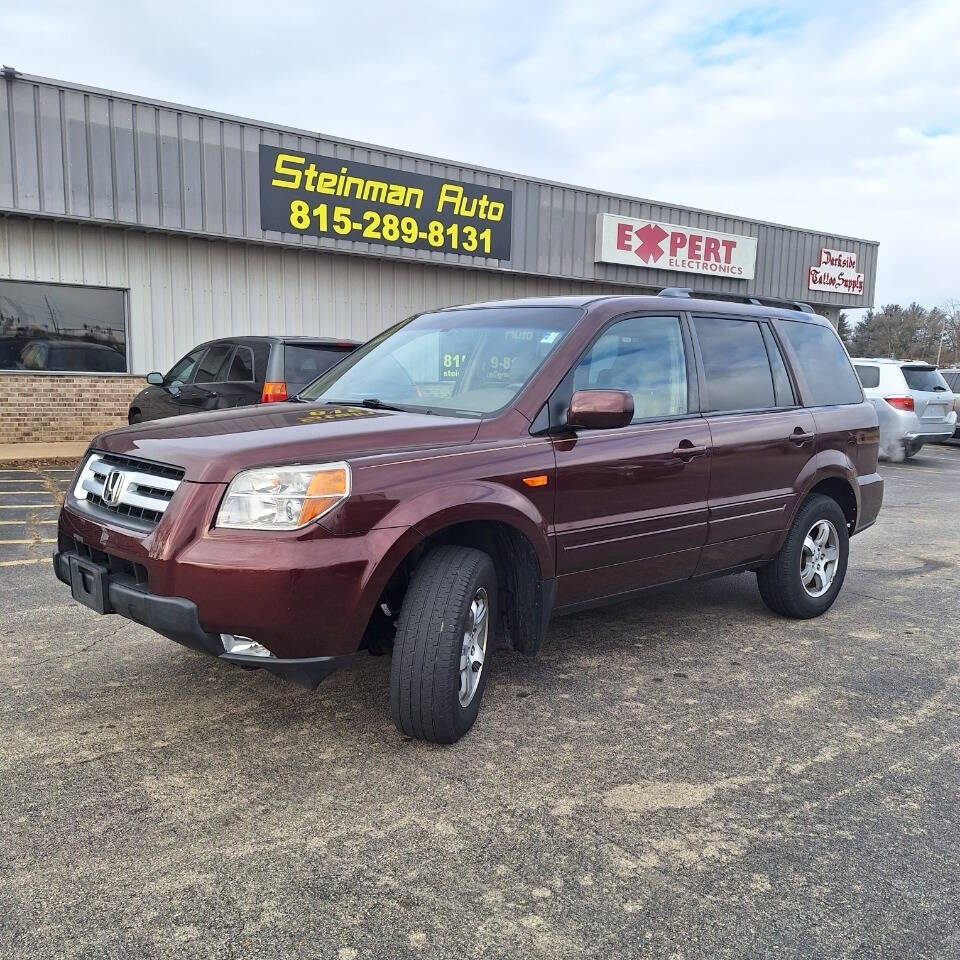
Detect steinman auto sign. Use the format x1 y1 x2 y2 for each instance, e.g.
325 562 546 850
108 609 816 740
595 213 758 280
259 145 513 260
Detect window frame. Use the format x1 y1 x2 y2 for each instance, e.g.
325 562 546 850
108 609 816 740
164 346 208 386
225 344 257 384
193 341 239 385
545 310 701 432
0 278 130 377
687 313 784 416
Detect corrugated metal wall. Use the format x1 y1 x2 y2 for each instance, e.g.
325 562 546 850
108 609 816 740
0 73 877 309
0 216 643 373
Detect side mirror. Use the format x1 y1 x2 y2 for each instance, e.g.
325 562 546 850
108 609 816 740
567 389 634 430
146 372 164 386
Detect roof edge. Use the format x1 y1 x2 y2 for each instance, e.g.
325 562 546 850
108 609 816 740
7 71 881 248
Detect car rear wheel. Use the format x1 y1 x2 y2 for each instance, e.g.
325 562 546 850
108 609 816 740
757 494 849 619
390 545 497 744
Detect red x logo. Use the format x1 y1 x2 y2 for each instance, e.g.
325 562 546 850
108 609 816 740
634 223 668 263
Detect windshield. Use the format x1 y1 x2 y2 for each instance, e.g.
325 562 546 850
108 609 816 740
299 307 581 416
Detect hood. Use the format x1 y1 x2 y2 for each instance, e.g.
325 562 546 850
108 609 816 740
95 402 481 482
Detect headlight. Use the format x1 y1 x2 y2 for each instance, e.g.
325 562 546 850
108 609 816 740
215 462 350 530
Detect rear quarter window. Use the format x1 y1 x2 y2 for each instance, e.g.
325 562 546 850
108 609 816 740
854 364 880 389
778 320 863 405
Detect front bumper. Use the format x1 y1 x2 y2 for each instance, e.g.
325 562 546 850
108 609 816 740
53 550 353 688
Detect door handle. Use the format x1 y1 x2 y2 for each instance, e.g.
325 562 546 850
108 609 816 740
791 428 814 446
672 440 707 461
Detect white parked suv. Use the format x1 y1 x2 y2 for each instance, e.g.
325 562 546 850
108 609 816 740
852 359 957 459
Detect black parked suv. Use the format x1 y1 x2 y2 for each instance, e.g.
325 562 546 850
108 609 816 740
128 336 359 423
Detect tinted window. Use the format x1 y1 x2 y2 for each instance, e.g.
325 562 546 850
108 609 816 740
284 345 352 387
694 316 774 411
0 279 126 372
166 348 205 384
943 372 960 391
195 343 234 383
902 367 948 391
226 345 255 382
573 315 688 420
778 320 863 406
761 326 796 407
854 364 880 389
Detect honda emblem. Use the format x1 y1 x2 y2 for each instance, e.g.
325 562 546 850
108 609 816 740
102 469 125 506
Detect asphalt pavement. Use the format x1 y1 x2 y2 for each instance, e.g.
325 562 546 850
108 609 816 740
1 449 958 959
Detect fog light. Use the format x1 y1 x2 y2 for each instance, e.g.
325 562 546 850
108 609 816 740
221 634 275 658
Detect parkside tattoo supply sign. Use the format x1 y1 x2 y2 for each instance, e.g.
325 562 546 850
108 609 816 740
595 213 758 280
259 146 512 259
807 248 865 296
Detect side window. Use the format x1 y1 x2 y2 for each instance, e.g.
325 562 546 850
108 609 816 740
854 364 880 389
761 325 796 407
226 345 255 382
693 316 775 412
778 320 863 405
194 343 234 383
166 347 205 384
945 373 960 391
573 315 688 421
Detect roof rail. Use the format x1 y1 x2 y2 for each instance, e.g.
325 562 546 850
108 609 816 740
656 287 817 314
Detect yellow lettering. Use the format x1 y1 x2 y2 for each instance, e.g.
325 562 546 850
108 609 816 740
315 171 338 194
272 153 305 190
437 183 463 213
361 180 388 203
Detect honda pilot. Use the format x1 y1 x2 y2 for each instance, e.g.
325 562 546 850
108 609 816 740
55 292 883 743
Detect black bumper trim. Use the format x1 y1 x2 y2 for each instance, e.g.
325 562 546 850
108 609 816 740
53 551 352 689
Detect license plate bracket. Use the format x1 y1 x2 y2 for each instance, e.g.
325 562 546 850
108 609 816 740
69 556 113 615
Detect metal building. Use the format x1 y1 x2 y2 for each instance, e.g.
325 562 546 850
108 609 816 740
0 70 878 444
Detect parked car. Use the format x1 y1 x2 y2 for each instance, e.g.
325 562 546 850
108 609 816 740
128 336 359 423
938 368 960 438
56 293 883 743
852 358 957 458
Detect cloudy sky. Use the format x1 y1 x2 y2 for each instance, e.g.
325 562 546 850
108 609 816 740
3 0 958 311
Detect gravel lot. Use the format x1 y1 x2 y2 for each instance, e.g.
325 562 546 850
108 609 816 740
2 449 958 959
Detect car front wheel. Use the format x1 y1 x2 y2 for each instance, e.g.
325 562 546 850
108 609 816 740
390 545 497 744
757 494 850 619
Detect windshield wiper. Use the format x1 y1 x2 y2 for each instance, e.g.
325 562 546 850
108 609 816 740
321 397 411 412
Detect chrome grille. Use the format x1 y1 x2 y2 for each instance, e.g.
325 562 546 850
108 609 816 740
73 452 184 530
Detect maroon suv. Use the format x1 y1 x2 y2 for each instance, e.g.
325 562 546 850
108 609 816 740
55 293 883 743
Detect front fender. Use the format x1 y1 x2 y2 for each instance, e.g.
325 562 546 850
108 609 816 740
384 481 554 581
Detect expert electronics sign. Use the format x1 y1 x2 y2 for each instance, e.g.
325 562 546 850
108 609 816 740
808 248 865 296
595 213 757 280
259 146 512 259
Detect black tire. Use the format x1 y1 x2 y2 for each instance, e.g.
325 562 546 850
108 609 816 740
390 545 497 744
757 494 849 619
903 441 919 460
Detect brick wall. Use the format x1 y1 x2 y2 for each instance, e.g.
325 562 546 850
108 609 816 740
0 375 146 443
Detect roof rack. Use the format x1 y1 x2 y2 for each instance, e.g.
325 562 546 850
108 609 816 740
657 287 816 314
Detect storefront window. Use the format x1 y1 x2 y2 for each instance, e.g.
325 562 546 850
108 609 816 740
0 280 127 373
